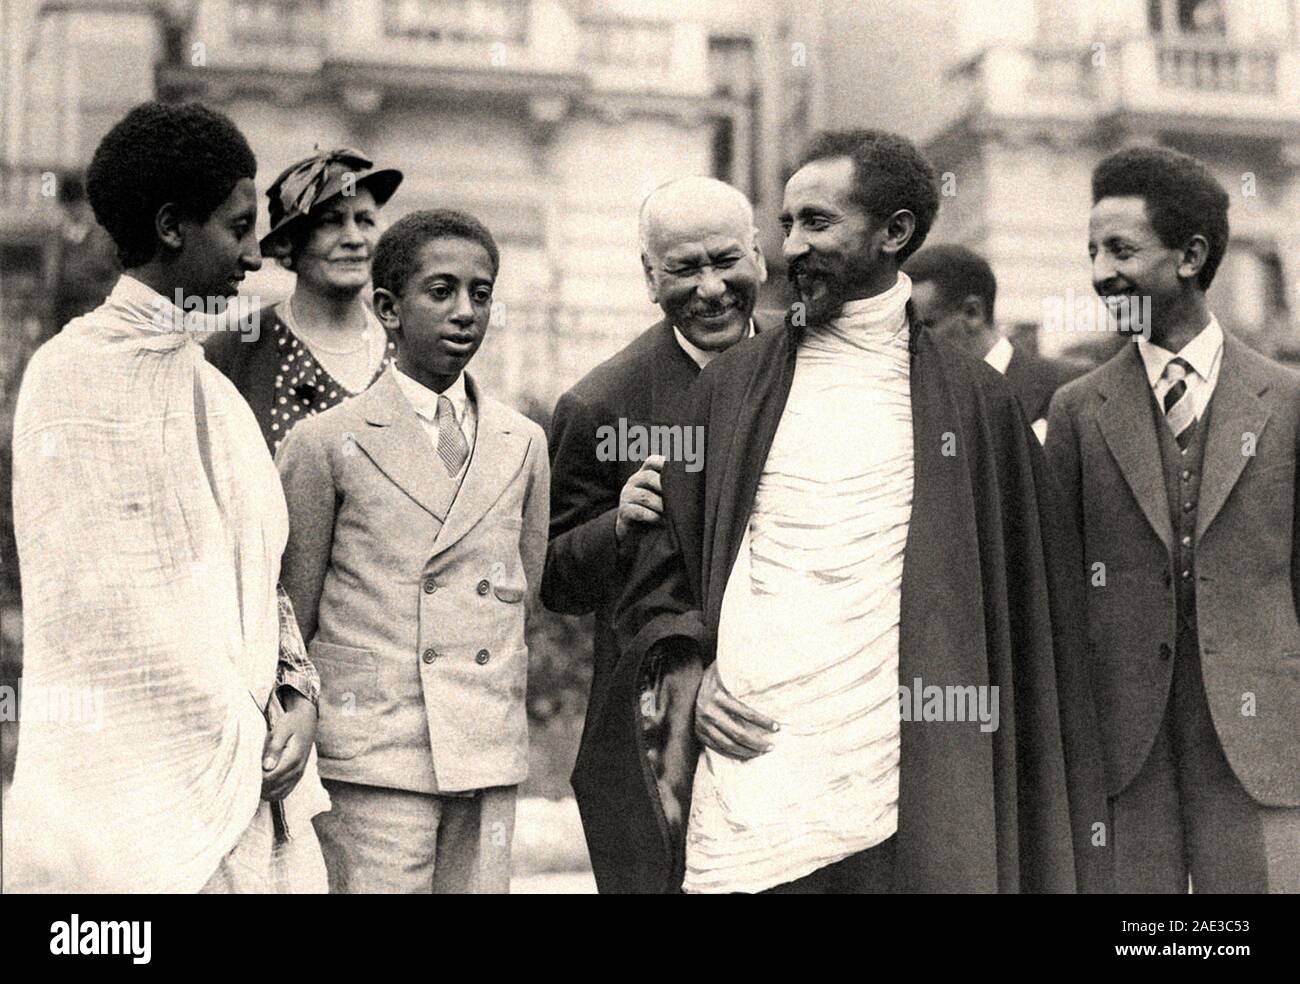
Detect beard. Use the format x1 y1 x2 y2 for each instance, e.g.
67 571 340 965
787 259 849 328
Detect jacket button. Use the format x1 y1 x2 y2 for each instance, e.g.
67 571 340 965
1181 535 1192 548
1182 501 1195 513
1158 643 1172 661
422 648 437 664
475 649 490 665
423 576 437 594
1181 469 1192 482
477 579 490 596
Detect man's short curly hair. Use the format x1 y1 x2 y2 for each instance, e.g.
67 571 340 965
797 129 940 264
904 244 997 323
1092 146 1229 290
86 101 257 268
372 209 500 296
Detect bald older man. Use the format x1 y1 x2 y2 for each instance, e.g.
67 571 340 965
542 177 774 892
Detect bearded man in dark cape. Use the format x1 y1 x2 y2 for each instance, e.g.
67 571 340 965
572 130 1112 894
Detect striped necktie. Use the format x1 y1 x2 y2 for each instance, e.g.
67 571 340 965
436 394 469 476
1156 356 1196 452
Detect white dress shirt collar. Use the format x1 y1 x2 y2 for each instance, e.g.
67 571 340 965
1137 315 1224 388
983 335 1015 375
673 320 756 369
393 367 470 425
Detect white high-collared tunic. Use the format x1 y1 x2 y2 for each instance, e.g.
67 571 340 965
684 273 915 894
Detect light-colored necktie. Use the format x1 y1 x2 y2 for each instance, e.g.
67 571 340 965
436 395 469 476
1156 356 1196 452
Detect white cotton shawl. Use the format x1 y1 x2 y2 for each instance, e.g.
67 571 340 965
7 275 326 892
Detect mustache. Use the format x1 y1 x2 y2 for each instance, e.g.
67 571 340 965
787 257 834 286
689 301 736 317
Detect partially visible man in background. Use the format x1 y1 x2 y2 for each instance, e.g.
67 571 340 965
906 243 1084 443
543 176 772 892
46 171 119 341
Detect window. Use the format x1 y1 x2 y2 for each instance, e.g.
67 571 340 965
1208 244 1289 336
579 18 672 69
707 35 757 197
708 36 754 99
1149 0 1227 36
1180 0 1227 34
712 117 734 185
230 0 324 45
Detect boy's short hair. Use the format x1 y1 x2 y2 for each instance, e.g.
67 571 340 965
797 129 940 264
904 244 997 323
372 209 500 296
86 101 257 269
1091 146 1230 290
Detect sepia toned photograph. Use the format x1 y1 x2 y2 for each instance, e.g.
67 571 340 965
0 0 1294 952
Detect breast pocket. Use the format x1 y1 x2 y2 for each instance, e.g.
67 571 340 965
1244 459 1293 489
309 641 377 761
482 511 527 602
489 559 526 603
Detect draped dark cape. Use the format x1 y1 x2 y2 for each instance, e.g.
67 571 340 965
573 309 1112 893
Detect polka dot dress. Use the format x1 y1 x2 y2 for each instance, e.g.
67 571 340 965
268 307 396 454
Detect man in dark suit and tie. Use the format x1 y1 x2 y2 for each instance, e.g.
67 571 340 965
1046 145 1300 892
906 243 1085 443
542 177 773 892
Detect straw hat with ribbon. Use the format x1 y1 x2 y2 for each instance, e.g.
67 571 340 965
260 147 403 258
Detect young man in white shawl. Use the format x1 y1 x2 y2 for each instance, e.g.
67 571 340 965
7 101 330 892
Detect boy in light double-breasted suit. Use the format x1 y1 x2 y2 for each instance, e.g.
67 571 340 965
277 209 549 893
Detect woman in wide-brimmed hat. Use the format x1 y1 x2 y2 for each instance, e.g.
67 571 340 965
206 147 403 453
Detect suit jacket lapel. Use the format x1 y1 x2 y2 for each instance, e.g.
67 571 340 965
355 368 456 521
652 311 779 420
709 325 798 608
431 374 531 556
1196 337 1271 542
1097 346 1173 549
650 320 701 424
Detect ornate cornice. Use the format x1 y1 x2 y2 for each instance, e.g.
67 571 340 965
158 59 738 136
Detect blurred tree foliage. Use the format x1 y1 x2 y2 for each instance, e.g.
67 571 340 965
0 311 41 682
517 393 595 796
516 393 595 727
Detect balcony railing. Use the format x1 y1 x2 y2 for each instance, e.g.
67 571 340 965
1156 43 1277 95
229 0 326 46
381 0 528 45
1025 47 1100 99
163 0 707 95
579 18 672 71
949 38 1299 128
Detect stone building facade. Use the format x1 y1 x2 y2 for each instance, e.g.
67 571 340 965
2 0 826 408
